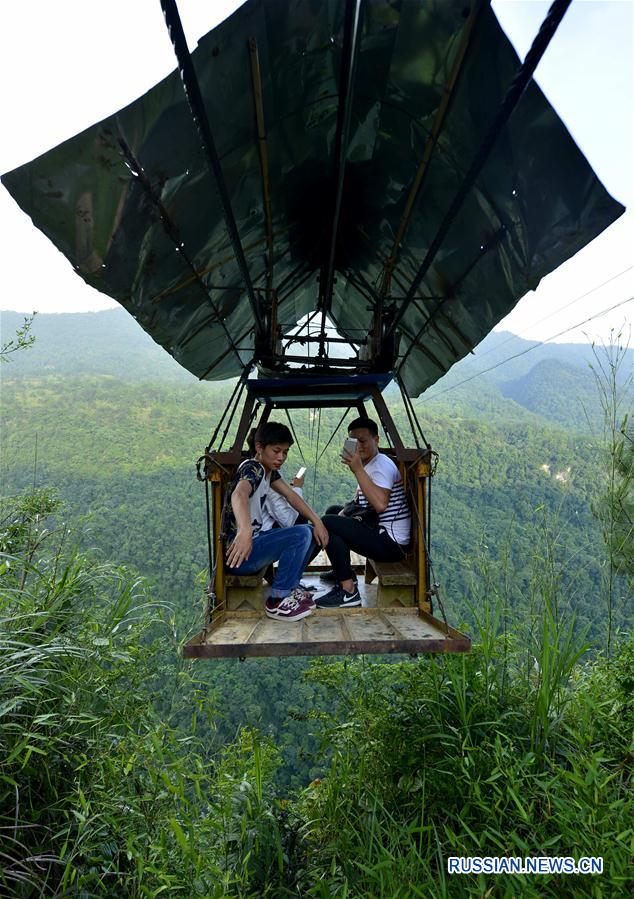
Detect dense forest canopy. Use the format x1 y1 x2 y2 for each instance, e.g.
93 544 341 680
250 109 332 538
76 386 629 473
1 310 632 896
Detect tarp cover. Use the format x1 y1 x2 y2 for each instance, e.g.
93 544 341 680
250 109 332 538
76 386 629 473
2 0 624 396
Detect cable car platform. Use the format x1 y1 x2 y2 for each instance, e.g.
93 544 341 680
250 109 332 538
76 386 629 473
183 572 470 658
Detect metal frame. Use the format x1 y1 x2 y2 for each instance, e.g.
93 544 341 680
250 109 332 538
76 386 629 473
318 0 366 355
160 0 265 334
184 373 471 658
388 0 573 342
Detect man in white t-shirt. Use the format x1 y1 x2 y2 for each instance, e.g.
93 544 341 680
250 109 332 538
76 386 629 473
316 417 411 608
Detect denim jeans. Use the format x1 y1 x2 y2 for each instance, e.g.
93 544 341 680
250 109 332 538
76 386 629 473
227 524 315 598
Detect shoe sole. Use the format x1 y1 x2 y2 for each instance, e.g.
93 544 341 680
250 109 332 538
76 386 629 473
265 607 314 621
316 597 362 609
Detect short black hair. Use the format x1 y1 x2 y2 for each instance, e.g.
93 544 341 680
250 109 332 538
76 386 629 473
254 421 293 449
348 416 379 437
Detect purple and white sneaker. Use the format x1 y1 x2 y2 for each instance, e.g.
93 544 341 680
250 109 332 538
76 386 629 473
265 588 314 621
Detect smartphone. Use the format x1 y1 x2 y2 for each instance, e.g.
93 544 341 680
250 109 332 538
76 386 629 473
296 466 307 478
343 437 358 455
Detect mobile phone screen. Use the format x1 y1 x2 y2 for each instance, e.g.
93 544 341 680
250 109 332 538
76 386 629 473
296 466 307 478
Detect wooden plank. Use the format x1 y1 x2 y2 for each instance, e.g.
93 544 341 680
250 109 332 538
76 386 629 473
344 611 401 642
303 613 347 642
250 616 307 644
225 569 267 587
368 559 417 585
382 610 443 640
204 615 262 645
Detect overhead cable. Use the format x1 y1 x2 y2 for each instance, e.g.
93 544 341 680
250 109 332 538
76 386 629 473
420 294 634 402
474 264 634 364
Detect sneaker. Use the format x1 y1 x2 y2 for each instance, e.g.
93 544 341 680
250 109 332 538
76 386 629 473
265 588 314 621
319 569 358 585
316 585 362 609
294 586 316 610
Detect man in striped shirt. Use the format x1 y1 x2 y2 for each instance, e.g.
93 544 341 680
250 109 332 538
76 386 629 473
316 417 411 608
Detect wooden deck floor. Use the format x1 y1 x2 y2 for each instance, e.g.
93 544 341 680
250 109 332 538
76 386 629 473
183 575 470 658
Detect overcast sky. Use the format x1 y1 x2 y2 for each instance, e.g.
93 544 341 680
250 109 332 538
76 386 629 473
0 0 632 347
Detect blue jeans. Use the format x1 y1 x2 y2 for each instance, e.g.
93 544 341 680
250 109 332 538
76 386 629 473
227 525 315 598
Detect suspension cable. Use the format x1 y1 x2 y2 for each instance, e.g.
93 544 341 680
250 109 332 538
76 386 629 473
421 294 634 403
284 409 306 464
316 407 352 463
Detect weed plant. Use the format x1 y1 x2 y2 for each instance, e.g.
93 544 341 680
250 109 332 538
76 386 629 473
286 542 633 898
0 490 275 897
1 490 632 897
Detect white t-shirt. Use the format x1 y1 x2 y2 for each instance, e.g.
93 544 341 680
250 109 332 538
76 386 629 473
262 486 302 530
356 452 411 545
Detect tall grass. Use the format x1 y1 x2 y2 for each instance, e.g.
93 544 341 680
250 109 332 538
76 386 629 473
285 528 633 897
0 491 219 896
2 489 632 897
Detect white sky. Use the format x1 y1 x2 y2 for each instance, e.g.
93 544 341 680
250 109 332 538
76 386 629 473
0 0 632 346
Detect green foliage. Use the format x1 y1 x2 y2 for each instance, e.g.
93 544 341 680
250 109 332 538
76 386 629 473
0 490 225 896
1 313 632 895
589 335 634 656
288 633 633 896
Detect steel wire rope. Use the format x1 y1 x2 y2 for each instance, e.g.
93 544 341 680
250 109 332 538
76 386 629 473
311 407 323 508
417 294 634 404
316 408 353 464
471 264 634 365
284 409 306 464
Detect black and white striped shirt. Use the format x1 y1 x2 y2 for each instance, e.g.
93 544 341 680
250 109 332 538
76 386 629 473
356 452 411 545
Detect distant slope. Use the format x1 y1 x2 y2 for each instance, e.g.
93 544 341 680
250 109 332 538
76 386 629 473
1 309 193 382
499 358 601 431
2 370 619 641
3 310 631 434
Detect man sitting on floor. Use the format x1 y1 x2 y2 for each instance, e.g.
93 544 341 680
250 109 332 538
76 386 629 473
224 421 328 621
316 416 411 609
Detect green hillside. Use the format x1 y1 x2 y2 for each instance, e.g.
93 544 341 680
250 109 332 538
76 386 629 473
500 358 602 430
1 311 632 896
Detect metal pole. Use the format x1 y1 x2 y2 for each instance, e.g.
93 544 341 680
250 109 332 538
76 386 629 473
318 0 365 353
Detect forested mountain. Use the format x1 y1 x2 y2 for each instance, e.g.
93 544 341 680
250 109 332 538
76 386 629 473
1 310 632 896
2 309 630 644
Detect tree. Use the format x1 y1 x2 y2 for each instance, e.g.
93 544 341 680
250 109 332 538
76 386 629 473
0 313 36 362
590 330 634 652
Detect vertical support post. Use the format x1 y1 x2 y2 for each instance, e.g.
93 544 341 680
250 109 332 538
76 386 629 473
416 459 430 613
371 386 405 457
210 466 226 610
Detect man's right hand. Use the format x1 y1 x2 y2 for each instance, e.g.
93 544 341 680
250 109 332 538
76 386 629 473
226 529 252 568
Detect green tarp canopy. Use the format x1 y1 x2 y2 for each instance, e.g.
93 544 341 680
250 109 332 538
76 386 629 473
1 0 624 396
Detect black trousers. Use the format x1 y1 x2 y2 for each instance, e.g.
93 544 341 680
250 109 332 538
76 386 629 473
318 504 408 583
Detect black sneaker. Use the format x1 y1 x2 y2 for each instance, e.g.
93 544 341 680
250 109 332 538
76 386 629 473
316 585 362 609
319 569 358 585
